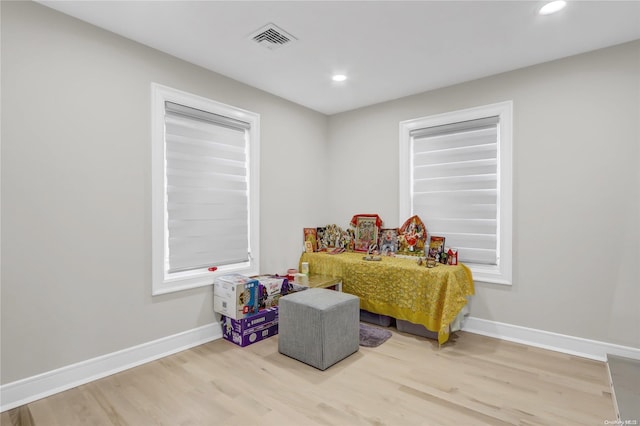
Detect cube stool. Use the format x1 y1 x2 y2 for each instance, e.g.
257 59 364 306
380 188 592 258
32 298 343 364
278 288 359 370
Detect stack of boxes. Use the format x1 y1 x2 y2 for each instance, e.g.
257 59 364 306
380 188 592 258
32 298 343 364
214 274 298 347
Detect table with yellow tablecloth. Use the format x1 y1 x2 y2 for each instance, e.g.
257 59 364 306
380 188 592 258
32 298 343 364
300 251 474 344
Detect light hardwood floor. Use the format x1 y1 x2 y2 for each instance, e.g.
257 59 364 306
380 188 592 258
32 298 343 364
1 329 616 426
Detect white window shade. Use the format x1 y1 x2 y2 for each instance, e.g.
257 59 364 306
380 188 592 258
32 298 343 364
411 117 499 265
152 83 260 295
164 101 250 273
400 101 512 285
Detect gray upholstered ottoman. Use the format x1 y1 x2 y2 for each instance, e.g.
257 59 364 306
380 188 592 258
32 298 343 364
278 288 359 370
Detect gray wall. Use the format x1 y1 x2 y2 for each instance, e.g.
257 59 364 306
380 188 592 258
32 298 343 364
327 40 640 348
1 1 328 384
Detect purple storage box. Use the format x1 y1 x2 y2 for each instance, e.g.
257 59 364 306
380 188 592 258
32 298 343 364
221 306 279 347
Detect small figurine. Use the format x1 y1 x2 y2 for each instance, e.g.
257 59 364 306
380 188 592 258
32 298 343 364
363 243 382 261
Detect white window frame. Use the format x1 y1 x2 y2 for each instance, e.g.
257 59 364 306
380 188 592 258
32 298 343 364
151 83 260 295
399 101 512 285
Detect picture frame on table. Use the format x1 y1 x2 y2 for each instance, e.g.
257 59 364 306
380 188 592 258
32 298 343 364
354 216 380 252
303 227 318 252
378 228 399 255
304 240 314 253
428 236 446 259
316 227 327 251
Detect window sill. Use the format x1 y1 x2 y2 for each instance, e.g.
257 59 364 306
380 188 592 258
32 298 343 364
466 263 512 286
152 263 259 296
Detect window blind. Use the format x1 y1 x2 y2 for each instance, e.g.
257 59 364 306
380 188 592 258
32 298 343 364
410 116 499 265
164 101 250 273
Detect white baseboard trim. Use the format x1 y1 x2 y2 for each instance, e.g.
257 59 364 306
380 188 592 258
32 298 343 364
463 316 640 362
0 322 221 413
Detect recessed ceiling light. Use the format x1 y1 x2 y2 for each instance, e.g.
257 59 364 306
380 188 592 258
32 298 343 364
332 74 347 82
539 0 566 15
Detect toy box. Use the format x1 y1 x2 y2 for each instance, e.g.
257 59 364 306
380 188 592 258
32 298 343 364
220 306 279 347
213 274 260 320
255 275 289 309
256 276 288 295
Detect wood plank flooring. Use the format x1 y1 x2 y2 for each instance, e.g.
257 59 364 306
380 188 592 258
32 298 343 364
1 329 617 426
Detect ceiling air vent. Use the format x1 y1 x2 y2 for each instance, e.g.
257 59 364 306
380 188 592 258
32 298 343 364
249 23 297 50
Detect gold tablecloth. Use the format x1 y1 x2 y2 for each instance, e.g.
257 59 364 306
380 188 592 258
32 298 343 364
300 252 474 344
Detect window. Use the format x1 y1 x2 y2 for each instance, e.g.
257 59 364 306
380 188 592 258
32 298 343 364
399 101 512 285
151 83 260 295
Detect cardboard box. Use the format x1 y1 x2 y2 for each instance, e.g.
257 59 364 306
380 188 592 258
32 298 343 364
261 293 281 309
220 307 279 347
255 276 288 309
213 274 260 320
256 276 288 296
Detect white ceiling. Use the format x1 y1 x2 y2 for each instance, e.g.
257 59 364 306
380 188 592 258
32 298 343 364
39 1 640 115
